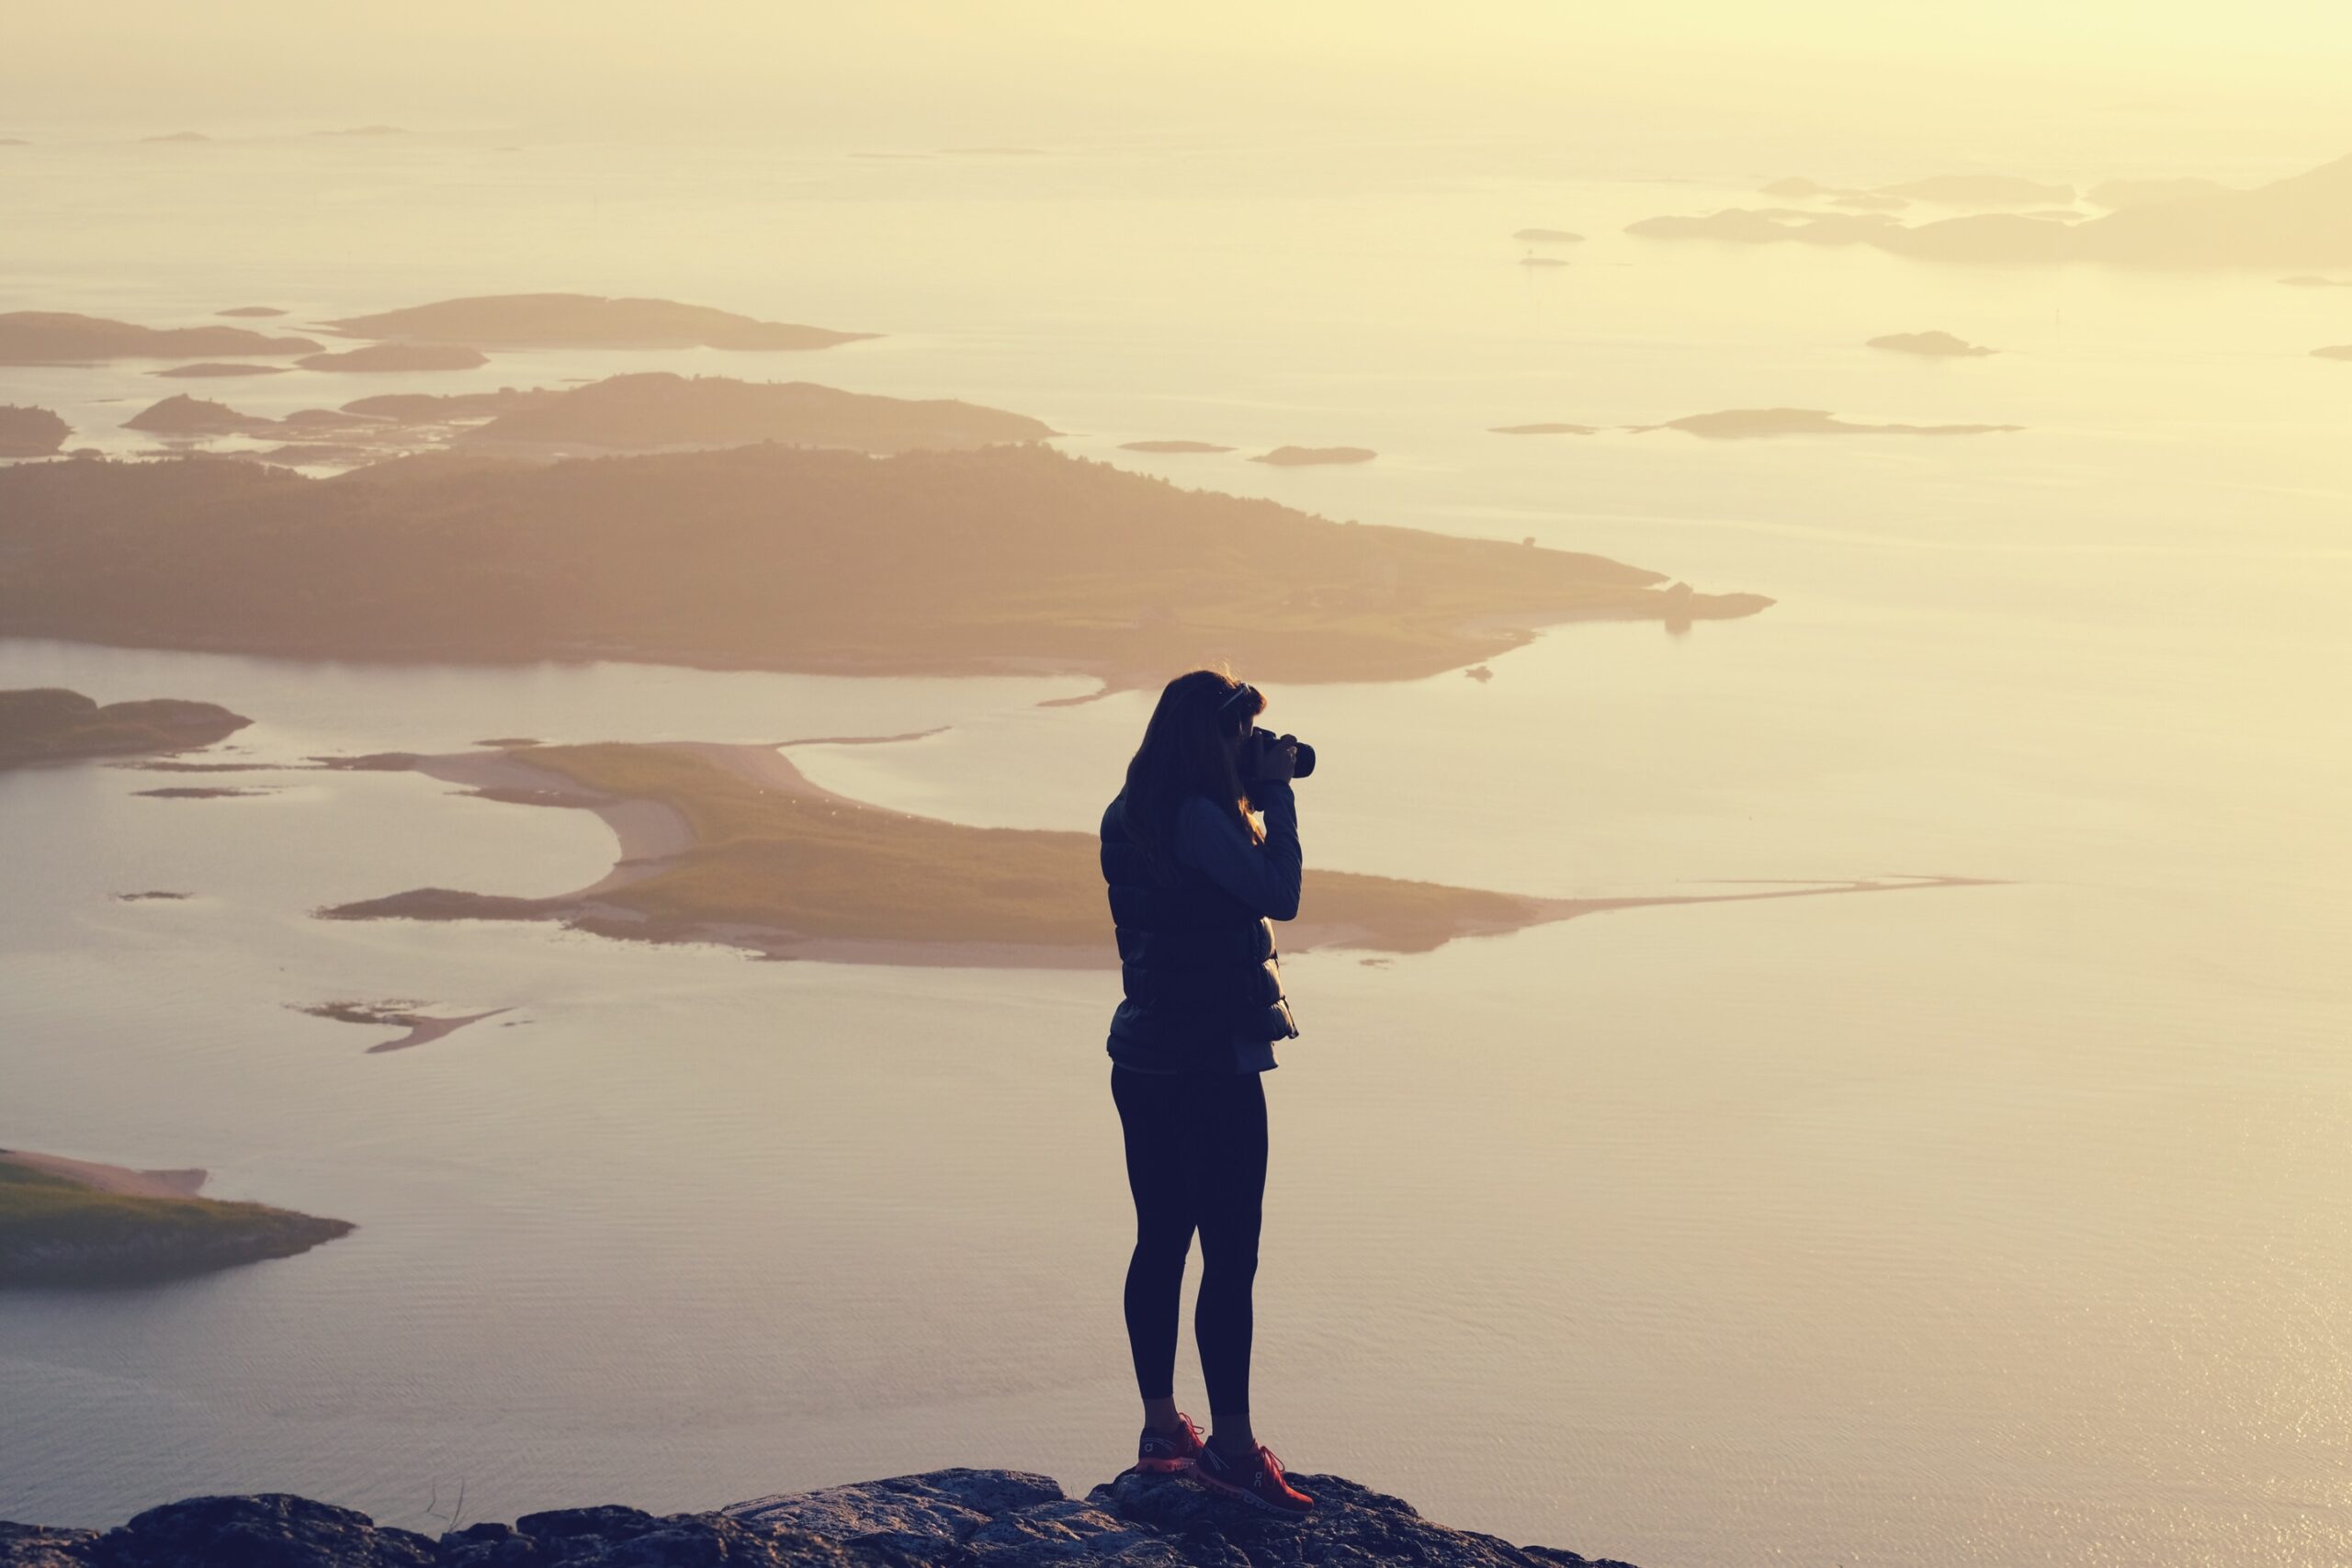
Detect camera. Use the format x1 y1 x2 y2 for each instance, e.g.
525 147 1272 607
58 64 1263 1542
1218 682 1315 779
1241 725 1317 781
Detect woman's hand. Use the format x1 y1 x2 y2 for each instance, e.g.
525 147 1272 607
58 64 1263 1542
1257 734 1301 783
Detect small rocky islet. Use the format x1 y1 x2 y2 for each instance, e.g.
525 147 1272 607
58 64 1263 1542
0 1466 1636 1567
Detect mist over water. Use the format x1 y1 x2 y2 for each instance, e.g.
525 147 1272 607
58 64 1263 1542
5 51 2352 1568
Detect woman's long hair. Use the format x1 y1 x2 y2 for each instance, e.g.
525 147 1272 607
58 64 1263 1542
1121 669 1264 880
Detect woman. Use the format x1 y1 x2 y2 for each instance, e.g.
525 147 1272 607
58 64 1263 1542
1098 668 1316 1518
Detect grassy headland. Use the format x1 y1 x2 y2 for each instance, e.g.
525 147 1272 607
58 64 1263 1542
0 1153 353 1286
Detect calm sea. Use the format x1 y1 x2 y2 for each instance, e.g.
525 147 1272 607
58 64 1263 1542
3 131 2349 1565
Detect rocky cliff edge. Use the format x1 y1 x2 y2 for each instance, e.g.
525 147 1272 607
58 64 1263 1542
0 1465 1636 1567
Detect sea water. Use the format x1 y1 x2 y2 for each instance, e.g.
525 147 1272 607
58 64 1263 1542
2 132 2350 1566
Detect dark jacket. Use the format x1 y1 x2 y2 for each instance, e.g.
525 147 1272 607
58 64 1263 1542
1101 784 1300 1072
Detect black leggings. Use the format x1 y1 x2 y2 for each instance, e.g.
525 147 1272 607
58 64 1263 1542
1110 1065 1269 1422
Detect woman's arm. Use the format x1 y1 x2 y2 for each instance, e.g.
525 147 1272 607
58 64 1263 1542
1176 784 1302 920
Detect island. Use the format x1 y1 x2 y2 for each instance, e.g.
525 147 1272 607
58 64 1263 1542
2088 176 2233 208
1866 331 1998 356
0 1150 351 1286
324 739 1983 967
319 292 877 352
0 445 1771 687
0 311 321 366
296 344 491 372
152 361 291 378
0 688 250 768
1117 439 1233 453
216 305 288 317
2313 344 2352 360
0 404 68 457
0 1466 1639 1567
1250 446 1376 466
1635 408 2019 439
122 394 276 435
1628 152 2352 267
455 371 1053 455
1876 174 2075 206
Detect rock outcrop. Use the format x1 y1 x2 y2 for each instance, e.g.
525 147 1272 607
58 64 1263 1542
0 1468 1636 1567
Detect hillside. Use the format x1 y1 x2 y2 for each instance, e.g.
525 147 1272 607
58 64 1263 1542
0 446 1768 685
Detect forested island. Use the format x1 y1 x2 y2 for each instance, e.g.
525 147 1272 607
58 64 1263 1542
0 446 1768 686
0 688 249 768
0 311 319 365
455 371 1054 454
319 292 876 351
0 403 69 456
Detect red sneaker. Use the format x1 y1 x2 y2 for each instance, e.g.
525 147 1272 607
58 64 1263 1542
1136 1413 1205 1474
1193 1441 1316 1519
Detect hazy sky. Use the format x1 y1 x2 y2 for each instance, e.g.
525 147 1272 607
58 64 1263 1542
7 1 2348 169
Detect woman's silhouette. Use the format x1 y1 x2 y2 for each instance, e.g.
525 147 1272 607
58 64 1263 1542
1098 669 1315 1518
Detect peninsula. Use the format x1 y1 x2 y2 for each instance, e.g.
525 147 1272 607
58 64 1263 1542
0 1150 351 1286
0 688 249 768
0 311 320 365
322 740 1986 967
0 1465 1635 1566
0 446 1770 686
319 292 876 351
